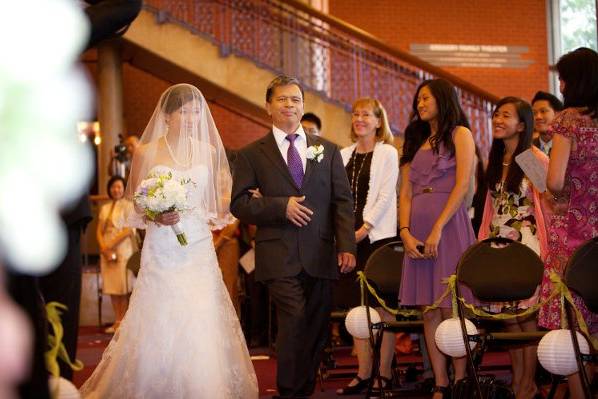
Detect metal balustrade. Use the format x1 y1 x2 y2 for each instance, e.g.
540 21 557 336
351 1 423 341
144 0 497 155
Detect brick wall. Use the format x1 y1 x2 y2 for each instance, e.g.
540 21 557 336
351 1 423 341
329 0 549 101
85 62 267 149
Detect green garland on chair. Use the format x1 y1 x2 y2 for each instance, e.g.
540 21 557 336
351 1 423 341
356 271 420 317
422 272 597 349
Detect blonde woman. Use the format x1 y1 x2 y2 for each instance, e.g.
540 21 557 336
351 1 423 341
337 98 399 394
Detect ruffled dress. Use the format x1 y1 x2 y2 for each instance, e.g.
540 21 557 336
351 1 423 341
399 145 477 306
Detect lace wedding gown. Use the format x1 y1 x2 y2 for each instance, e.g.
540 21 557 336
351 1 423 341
81 165 258 399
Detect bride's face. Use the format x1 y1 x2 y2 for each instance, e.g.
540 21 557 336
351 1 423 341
166 101 201 136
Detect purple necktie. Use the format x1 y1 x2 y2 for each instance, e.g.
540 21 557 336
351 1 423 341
286 134 304 187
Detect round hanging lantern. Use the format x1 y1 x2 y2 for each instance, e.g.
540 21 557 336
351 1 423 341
434 317 478 358
49 376 81 399
537 329 590 376
345 306 381 339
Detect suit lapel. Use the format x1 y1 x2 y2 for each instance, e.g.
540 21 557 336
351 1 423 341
259 132 300 190
302 134 318 187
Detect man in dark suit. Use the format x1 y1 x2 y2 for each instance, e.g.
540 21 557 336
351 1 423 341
531 91 564 156
231 75 356 398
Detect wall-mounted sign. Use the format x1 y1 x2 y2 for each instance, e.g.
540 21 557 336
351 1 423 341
410 44 534 68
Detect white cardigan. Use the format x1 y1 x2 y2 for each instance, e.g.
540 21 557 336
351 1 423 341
341 141 399 243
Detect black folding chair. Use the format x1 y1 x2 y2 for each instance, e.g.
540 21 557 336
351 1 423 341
455 237 546 399
563 237 598 399
363 240 424 398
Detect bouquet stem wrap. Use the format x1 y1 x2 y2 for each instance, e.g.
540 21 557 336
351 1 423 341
171 222 187 246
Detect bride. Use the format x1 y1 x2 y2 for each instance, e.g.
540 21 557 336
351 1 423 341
80 84 258 398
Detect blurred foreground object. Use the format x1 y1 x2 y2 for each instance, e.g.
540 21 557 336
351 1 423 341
0 267 32 399
83 0 142 50
0 0 93 273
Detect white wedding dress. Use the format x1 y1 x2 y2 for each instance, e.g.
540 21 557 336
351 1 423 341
80 165 258 399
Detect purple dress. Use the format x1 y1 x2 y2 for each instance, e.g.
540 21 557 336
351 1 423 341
399 145 476 306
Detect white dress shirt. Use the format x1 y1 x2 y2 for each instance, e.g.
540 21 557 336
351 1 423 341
539 137 552 155
272 124 308 171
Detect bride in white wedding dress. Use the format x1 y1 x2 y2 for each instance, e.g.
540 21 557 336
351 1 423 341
80 84 258 399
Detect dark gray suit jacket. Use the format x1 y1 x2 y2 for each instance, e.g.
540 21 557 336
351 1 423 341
231 132 356 282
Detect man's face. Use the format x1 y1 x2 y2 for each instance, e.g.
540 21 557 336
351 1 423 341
266 84 304 132
301 120 320 136
532 100 556 136
125 137 140 155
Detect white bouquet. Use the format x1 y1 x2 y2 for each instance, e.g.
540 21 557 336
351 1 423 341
134 170 194 245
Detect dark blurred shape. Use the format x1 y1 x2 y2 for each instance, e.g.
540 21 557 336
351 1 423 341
5 273 50 399
84 0 143 50
39 196 92 381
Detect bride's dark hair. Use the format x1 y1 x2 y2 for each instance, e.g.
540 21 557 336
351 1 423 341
161 85 196 114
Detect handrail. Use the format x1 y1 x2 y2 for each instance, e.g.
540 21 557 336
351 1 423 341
143 0 496 155
282 0 499 104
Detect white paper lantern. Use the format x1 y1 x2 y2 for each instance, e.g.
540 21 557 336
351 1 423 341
345 306 381 339
48 376 81 399
434 317 478 358
537 329 590 376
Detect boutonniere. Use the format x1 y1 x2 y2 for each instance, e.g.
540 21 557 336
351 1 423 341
306 144 324 163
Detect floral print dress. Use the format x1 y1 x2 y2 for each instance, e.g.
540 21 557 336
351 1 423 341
489 179 541 256
538 108 598 332
487 178 540 310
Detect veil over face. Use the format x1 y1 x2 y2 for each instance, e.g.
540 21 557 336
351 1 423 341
125 83 233 229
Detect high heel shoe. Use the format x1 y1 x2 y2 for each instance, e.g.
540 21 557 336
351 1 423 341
336 376 371 395
432 385 451 399
370 375 393 396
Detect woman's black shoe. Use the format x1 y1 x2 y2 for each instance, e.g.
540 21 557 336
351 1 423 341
336 376 371 395
432 385 451 399
370 375 393 396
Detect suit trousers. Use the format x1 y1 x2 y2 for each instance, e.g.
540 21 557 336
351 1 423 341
267 271 332 398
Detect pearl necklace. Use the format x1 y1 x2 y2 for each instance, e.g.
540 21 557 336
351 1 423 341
164 136 191 167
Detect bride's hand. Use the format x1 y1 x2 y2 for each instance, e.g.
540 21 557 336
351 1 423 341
154 211 180 226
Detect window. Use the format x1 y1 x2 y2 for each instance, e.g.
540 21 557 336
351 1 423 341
547 0 597 93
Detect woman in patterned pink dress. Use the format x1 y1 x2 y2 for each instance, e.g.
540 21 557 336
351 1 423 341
537 47 598 398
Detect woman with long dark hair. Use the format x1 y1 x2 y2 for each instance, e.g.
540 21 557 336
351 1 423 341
539 47 598 398
399 79 476 398
478 97 550 399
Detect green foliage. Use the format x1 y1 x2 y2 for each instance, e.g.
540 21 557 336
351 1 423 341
561 0 597 53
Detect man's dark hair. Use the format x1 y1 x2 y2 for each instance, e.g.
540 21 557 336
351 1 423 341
531 91 564 112
266 75 305 103
301 112 321 130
